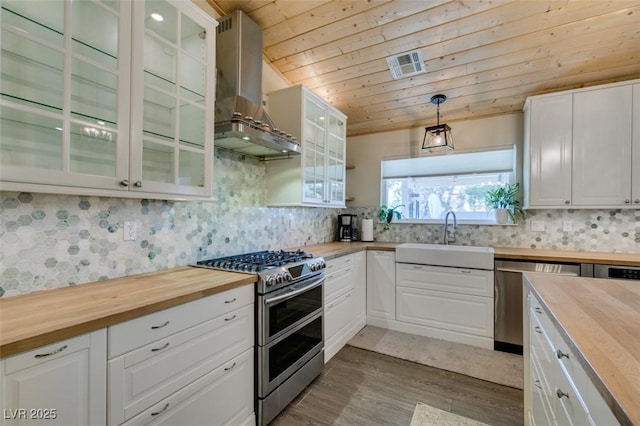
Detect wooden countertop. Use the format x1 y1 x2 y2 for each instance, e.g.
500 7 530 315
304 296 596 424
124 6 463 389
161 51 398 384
524 273 640 426
494 247 640 266
0 267 256 358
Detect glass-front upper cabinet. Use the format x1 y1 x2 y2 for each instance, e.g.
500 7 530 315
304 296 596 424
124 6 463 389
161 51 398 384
1 0 130 190
129 0 215 197
303 96 327 204
0 0 217 199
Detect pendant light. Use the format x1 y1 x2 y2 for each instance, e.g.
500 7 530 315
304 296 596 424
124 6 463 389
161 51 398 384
422 94 453 151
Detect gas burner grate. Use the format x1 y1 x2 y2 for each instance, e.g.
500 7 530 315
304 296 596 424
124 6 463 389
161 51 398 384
196 249 313 272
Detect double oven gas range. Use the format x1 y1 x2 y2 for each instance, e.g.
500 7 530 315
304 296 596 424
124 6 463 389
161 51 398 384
194 250 326 425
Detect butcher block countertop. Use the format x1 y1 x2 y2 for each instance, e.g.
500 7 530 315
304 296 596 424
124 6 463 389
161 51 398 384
494 247 640 266
525 273 640 426
0 266 256 358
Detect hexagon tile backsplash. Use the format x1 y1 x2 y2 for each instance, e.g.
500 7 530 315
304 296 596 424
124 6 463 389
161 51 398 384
0 147 638 297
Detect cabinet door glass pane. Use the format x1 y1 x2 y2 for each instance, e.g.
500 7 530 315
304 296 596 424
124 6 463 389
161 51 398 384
1 30 63 112
143 86 175 142
70 123 116 176
1 1 63 43
145 0 178 44
179 53 205 103
71 1 118 68
179 149 204 187
1 106 62 170
179 103 205 148
71 59 118 124
143 34 177 92
143 141 174 183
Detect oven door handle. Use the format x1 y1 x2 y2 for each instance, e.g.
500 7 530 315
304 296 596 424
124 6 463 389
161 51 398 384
264 276 324 305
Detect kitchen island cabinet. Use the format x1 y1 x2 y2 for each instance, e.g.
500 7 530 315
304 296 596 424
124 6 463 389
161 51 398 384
0 0 217 200
523 273 639 426
266 85 347 207
0 330 107 426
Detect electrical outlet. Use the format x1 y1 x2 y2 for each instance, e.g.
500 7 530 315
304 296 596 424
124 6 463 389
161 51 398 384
530 220 545 232
123 221 137 241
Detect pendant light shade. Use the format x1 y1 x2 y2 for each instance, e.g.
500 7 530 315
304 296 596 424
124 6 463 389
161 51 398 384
423 94 454 151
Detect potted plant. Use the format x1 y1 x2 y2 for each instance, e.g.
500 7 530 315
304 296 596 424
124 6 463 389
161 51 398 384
485 183 525 224
378 204 404 231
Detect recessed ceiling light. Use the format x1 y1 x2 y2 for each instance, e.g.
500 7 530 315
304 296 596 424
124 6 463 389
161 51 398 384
151 13 164 22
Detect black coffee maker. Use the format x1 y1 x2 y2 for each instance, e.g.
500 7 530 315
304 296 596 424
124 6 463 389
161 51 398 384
338 214 358 242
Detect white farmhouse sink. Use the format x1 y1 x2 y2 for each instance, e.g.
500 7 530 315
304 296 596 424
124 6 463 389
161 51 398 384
395 243 495 270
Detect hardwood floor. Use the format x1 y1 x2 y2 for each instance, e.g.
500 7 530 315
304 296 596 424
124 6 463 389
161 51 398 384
271 345 524 426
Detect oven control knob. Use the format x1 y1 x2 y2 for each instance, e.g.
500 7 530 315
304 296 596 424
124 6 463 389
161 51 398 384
284 272 293 282
266 275 276 286
276 273 284 284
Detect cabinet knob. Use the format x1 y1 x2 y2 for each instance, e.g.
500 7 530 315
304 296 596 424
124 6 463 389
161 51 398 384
624 199 631 204
564 200 570 205
556 349 570 360
134 181 142 188
120 179 130 187
556 389 570 399
634 199 640 204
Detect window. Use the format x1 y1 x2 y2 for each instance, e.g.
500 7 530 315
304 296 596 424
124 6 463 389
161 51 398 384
381 146 516 223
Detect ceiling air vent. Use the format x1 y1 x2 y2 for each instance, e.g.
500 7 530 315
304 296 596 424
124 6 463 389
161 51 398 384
385 50 426 80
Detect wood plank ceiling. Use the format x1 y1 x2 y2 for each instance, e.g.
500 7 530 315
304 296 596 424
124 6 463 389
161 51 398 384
205 0 640 137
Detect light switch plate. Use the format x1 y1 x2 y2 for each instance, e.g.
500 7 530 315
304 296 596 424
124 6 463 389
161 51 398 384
530 220 545 232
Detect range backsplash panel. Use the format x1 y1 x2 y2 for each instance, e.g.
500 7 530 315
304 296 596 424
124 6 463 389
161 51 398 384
1 150 638 297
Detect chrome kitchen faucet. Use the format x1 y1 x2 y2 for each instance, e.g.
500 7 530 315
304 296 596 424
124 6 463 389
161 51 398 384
443 210 458 245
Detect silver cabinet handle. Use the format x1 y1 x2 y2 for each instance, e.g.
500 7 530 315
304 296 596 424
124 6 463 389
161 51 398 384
224 314 237 322
151 342 170 352
151 320 170 330
556 349 569 360
460 270 471 274
534 326 542 334
565 200 570 204
224 297 237 304
556 389 569 399
120 179 130 187
34 345 68 358
534 307 543 314
634 199 640 204
151 403 170 416
534 380 542 390
412 265 422 270
224 362 236 371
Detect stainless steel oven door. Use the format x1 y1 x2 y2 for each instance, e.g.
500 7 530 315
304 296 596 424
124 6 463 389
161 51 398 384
258 274 324 346
258 310 323 397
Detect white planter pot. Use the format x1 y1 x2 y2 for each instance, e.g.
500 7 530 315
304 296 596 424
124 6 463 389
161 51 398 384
495 209 510 225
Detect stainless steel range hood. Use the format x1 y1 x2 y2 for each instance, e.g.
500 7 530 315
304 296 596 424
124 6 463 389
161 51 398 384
215 11 301 158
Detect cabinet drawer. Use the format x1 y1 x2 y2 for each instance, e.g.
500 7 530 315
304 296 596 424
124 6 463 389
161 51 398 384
325 254 354 274
554 359 589 426
3 332 93 374
396 263 493 297
108 304 253 425
325 290 354 343
553 330 589 395
530 349 554 426
529 294 555 340
396 286 493 337
108 284 253 358
325 264 354 302
121 348 254 426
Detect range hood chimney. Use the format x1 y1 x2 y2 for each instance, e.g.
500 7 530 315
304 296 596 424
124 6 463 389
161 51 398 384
214 11 301 158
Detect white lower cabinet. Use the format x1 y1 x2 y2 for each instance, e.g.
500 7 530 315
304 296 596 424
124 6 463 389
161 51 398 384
1 329 107 426
108 285 255 426
525 293 618 426
324 252 366 362
395 263 494 348
366 250 396 323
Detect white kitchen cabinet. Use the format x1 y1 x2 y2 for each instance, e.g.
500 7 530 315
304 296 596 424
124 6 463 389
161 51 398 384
1 330 106 426
0 0 217 200
266 85 347 207
524 293 619 426
523 93 573 208
366 250 396 324
523 79 640 209
324 252 366 362
108 285 255 426
395 263 494 348
572 85 633 206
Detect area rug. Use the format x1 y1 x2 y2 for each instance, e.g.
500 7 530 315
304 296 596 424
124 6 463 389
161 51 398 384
348 326 523 389
410 402 490 426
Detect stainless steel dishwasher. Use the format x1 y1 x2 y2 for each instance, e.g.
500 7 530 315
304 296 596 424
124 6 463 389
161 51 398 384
494 260 588 354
